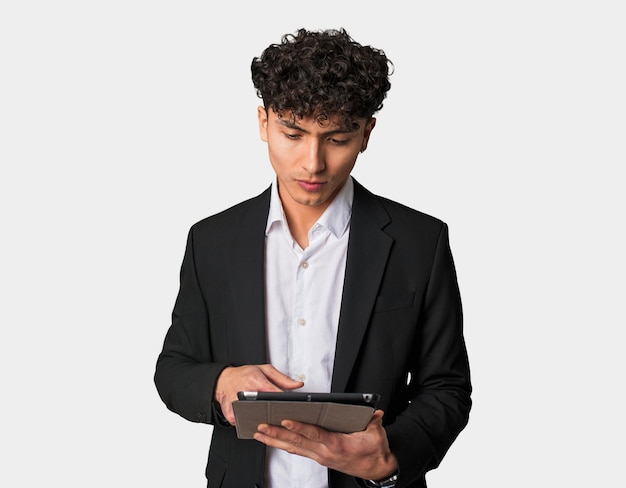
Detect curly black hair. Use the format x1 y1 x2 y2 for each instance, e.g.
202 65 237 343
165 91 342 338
251 28 392 126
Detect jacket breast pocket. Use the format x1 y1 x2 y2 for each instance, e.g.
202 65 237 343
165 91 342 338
373 291 415 313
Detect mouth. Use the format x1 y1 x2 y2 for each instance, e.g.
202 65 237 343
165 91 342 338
297 180 325 191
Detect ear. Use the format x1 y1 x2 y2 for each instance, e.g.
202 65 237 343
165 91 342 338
258 106 269 142
360 117 377 152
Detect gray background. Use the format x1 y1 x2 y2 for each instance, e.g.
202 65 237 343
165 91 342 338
2 1 624 486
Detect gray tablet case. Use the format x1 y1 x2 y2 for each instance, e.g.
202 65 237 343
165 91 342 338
232 400 376 439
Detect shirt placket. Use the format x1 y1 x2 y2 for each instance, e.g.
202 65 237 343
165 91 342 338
290 224 326 386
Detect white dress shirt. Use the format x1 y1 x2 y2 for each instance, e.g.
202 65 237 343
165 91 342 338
264 177 353 488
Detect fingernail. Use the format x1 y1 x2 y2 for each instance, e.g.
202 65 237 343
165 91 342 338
257 425 270 434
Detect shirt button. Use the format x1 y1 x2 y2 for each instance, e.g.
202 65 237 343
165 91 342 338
298 374 306 381
301 261 309 269
298 318 306 326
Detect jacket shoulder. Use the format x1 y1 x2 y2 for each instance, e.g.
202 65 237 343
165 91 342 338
354 180 446 236
189 187 271 236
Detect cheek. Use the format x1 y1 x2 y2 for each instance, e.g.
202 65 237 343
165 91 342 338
266 139 287 167
268 133 298 157
329 156 358 177
268 146 293 177
326 144 360 169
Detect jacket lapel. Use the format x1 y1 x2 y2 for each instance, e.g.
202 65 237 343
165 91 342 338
226 188 271 365
331 180 393 393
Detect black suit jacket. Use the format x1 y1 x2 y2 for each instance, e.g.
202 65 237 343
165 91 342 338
155 180 471 488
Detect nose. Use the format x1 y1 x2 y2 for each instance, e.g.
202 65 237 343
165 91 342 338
301 139 325 174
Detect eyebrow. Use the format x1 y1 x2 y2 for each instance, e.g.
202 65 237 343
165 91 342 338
276 118 361 135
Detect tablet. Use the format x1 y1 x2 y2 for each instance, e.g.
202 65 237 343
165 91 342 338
232 391 380 439
237 391 380 406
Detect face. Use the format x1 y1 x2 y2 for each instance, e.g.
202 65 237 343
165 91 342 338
258 107 376 217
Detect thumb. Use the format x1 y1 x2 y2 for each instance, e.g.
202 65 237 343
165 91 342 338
367 409 385 429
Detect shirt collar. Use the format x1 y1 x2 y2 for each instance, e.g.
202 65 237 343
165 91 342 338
265 176 354 238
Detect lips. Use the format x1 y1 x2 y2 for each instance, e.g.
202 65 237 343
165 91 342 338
297 180 325 191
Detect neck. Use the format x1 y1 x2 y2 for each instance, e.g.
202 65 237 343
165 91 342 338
282 202 327 249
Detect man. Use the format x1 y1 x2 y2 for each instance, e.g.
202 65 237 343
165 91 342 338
155 28 471 488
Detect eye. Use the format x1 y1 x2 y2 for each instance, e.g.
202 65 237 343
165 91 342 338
285 133 301 140
329 138 349 145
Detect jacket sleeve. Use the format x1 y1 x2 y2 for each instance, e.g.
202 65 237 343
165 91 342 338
154 226 230 426
386 223 472 486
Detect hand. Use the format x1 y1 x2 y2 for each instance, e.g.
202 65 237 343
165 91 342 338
214 364 304 425
253 409 398 480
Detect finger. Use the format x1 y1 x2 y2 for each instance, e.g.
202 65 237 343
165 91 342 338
281 419 325 442
223 403 236 425
254 424 316 459
369 409 385 425
360 410 387 438
259 364 305 389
